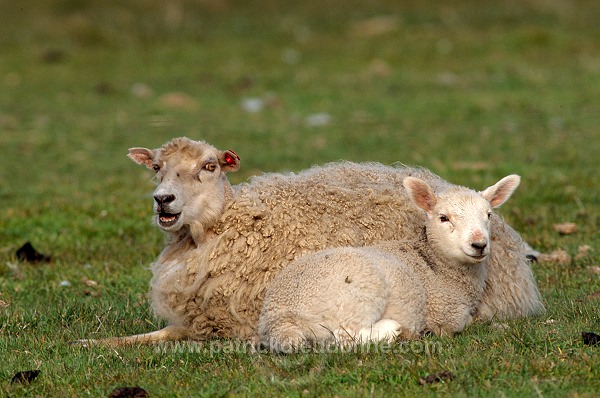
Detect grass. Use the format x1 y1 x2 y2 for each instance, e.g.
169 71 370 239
1 0 599 396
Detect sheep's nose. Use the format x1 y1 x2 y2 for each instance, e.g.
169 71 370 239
471 241 487 252
154 194 175 206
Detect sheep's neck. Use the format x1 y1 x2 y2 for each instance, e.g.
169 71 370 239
223 179 235 204
160 178 235 259
161 229 196 262
203 179 237 239
175 178 235 246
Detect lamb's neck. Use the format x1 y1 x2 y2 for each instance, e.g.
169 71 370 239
438 261 486 289
418 227 486 288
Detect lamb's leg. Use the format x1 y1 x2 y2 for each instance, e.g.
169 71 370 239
376 265 427 340
71 325 193 347
356 319 402 343
261 325 310 353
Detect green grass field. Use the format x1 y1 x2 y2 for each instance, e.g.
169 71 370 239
1 0 599 396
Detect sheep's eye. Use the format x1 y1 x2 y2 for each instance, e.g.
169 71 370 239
152 164 160 172
204 163 217 172
439 215 450 223
488 212 493 219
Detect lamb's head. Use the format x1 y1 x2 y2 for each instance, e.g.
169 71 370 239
127 137 240 240
403 174 520 265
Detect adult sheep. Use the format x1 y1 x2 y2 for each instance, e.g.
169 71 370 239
78 137 543 346
259 174 521 352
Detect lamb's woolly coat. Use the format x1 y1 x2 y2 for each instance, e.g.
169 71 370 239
149 157 542 342
259 245 427 350
258 236 487 350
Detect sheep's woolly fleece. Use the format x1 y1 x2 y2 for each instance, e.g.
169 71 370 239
148 144 543 342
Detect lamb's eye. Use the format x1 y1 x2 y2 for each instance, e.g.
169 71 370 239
204 163 216 172
488 212 492 219
439 215 450 223
152 164 160 172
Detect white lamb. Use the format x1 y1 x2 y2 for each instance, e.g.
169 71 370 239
259 174 520 351
75 137 542 346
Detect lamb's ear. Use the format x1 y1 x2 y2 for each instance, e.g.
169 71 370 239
480 174 521 208
403 177 437 215
127 148 155 169
218 149 240 173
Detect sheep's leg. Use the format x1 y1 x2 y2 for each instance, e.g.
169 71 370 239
71 325 193 347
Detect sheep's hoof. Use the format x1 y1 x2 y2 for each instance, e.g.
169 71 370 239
526 254 538 263
69 339 95 348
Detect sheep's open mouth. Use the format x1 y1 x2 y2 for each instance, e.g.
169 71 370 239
469 254 487 261
158 212 181 227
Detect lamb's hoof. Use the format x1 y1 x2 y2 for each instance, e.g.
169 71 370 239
261 335 306 354
264 340 303 354
261 327 309 353
357 319 402 343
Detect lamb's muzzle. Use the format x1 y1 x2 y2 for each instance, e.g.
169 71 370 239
470 241 487 255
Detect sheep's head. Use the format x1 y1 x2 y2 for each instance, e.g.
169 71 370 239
127 137 240 240
403 175 520 265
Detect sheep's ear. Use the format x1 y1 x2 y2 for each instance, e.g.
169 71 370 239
127 147 155 169
403 177 437 215
219 149 240 173
480 174 521 208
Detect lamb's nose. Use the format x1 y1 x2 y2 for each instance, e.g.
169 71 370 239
154 194 175 205
471 241 487 252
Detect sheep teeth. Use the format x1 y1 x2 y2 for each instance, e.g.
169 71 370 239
158 213 180 226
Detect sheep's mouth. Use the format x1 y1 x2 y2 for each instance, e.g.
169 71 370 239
158 212 181 228
468 254 488 262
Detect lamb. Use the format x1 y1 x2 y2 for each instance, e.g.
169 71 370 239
259 174 520 352
75 137 542 346
259 246 427 352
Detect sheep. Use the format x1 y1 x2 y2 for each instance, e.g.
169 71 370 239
259 174 520 352
75 137 542 346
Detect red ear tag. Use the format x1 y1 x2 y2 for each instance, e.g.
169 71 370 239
225 150 240 165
